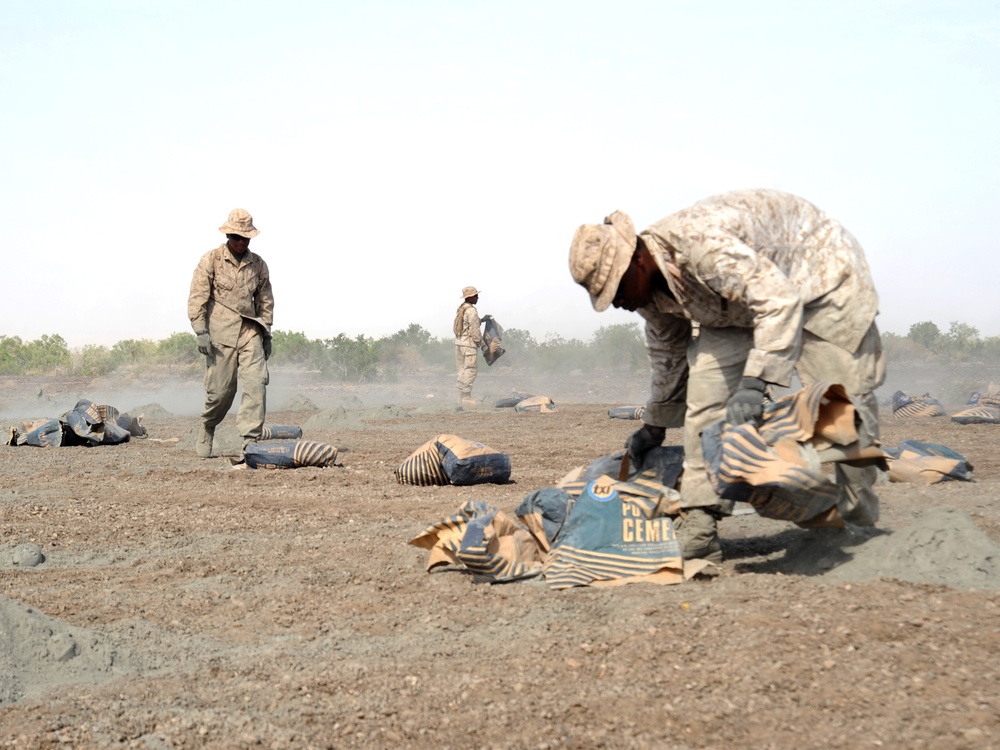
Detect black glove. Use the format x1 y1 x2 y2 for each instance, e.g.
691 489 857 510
625 424 666 469
195 332 212 356
726 377 768 425
263 336 272 360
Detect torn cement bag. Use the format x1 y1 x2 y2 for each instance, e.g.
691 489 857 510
608 406 645 420
702 382 883 526
884 440 974 483
409 500 543 582
525 474 686 589
394 434 511 486
481 315 505 366
59 399 132 445
261 424 304 440
8 400 141 447
514 487 573 554
243 440 339 469
891 390 947 418
514 395 556 413
8 419 64 447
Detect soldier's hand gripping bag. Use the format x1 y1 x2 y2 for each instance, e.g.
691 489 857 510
244 440 339 469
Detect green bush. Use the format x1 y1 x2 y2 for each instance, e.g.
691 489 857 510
0 334 71 375
7 319 1000 381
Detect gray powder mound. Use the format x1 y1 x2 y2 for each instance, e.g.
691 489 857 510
129 402 173 419
775 506 1000 589
281 393 319 411
304 405 364 430
0 596 132 707
326 394 364 408
368 404 411 419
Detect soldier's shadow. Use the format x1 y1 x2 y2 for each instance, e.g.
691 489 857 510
727 525 890 577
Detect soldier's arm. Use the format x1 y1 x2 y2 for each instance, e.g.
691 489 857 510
641 309 691 429
187 253 213 334
255 259 275 332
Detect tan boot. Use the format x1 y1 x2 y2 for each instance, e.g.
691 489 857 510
196 425 215 458
675 508 723 564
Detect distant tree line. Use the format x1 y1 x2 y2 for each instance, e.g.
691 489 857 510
1 320 997 382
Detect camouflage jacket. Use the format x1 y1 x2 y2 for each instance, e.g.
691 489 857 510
188 244 274 348
638 189 879 425
454 303 483 348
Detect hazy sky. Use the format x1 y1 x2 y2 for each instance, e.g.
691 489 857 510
3 1 997 349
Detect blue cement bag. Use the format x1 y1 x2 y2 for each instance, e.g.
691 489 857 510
395 434 511 486
244 440 339 469
261 424 304 440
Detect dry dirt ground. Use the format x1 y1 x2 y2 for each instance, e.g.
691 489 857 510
1 367 999 750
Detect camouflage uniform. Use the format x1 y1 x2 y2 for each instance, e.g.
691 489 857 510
455 293 483 406
635 190 884 523
188 239 274 449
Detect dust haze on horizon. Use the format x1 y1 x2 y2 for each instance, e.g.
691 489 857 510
2 2 998 351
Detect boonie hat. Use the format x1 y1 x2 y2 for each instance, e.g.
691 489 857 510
461 286 481 299
568 210 637 312
219 208 260 238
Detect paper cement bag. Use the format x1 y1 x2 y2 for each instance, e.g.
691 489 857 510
261 424 304 440
884 440 973 484
409 500 543 582
891 390 947 418
534 475 686 589
481 315 505 366
243 440 339 469
702 382 882 526
394 434 511 486
514 396 556 413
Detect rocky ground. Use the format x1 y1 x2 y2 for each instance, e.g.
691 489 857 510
1 367 999 749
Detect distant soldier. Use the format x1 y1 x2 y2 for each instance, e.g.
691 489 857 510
569 189 884 563
188 209 274 457
454 286 485 408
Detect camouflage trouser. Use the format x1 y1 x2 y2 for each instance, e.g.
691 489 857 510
682 323 885 523
456 345 478 397
202 321 269 443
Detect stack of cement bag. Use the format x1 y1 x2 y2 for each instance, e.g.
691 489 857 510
242 423 341 469
951 392 1000 424
7 399 146 447
891 390 947 418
